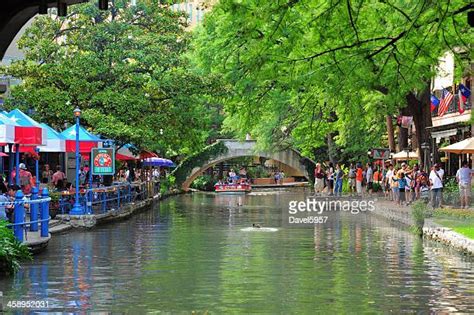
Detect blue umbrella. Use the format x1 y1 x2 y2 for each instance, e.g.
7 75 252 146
142 157 176 167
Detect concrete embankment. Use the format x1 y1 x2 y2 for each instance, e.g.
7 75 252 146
374 199 474 255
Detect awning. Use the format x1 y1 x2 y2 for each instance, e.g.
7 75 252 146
431 129 457 144
6 109 46 146
60 125 102 153
439 137 474 154
391 151 419 161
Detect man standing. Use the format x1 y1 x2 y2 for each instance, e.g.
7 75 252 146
334 163 344 197
348 163 356 196
429 164 444 209
456 161 472 209
384 164 394 200
52 165 66 189
366 163 374 196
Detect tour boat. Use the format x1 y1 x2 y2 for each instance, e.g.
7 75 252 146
214 183 252 194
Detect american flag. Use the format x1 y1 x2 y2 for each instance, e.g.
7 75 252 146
437 88 454 117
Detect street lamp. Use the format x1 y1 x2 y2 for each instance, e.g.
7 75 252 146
421 142 430 172
35 148 40 187
70 108 84 215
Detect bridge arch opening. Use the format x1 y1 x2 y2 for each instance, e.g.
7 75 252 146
182 154 309 190
173 140 315 191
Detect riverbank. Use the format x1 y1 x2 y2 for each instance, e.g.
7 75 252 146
373 199 474 255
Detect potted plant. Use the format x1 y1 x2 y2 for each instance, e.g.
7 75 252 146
48 192 61 219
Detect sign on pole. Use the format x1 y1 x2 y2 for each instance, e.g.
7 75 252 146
372 148 390 160
91 148 115 175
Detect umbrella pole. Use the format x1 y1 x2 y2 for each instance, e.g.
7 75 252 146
35 148 40 188
15 144 20 186
8 144 13 185
0 146 3 175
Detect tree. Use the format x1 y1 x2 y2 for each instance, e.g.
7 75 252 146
190 0 473 161
2 0 222 155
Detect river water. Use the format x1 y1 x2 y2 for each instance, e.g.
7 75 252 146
1 189 473 313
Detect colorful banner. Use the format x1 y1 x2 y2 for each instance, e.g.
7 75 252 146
91 148 115 175
372 148 390 160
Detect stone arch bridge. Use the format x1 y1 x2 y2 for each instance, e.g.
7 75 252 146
173 140 315 191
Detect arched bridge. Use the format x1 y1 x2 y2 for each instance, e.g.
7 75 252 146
173 139 315 191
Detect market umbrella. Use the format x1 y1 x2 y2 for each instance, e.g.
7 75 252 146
116 153 138 161
140 150 158 159
6 109 46 146
60 125 102 153
39 123 66 152
117 144 139 160
0 114 15 144
391 151 419 161
439 137 474 154
142 157 176 167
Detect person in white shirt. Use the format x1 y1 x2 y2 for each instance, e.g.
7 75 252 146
366 163 373 196
437 163 445 207
456 161 472 209
429 164 444 209
385 165 394 201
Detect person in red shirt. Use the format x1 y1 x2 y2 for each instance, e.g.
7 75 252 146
11 163 34 195
355 163 364 196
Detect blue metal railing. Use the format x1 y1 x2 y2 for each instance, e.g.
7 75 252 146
59 180 160 215
3 187 51 243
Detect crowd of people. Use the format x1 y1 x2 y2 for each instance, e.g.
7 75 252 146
313 160 472 209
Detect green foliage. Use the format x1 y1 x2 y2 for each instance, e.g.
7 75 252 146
247 165 271 179
411 200 428 236
372 183 382 193
49 192 61 203
160 175 176 194
443 177 459 193
190 175 216 191
191 0 473 160
172 141 228 186
2 0 223 155
0 220 32 275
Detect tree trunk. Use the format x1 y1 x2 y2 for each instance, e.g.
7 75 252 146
386 115 396 152
405 83 433 168
327 133 336 164
397 107 410 152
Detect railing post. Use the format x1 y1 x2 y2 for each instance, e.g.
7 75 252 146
30 186 39 232
13 190 24 242
102 190 107 213
41 188 49 238
117 186 120 209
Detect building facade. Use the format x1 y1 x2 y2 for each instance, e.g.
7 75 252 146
430 52 472 175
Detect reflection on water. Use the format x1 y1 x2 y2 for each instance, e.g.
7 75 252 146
1 190 473 313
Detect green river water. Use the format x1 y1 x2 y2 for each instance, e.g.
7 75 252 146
0 189 473 313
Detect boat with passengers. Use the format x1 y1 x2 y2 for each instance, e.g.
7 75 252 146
214 173 252 194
